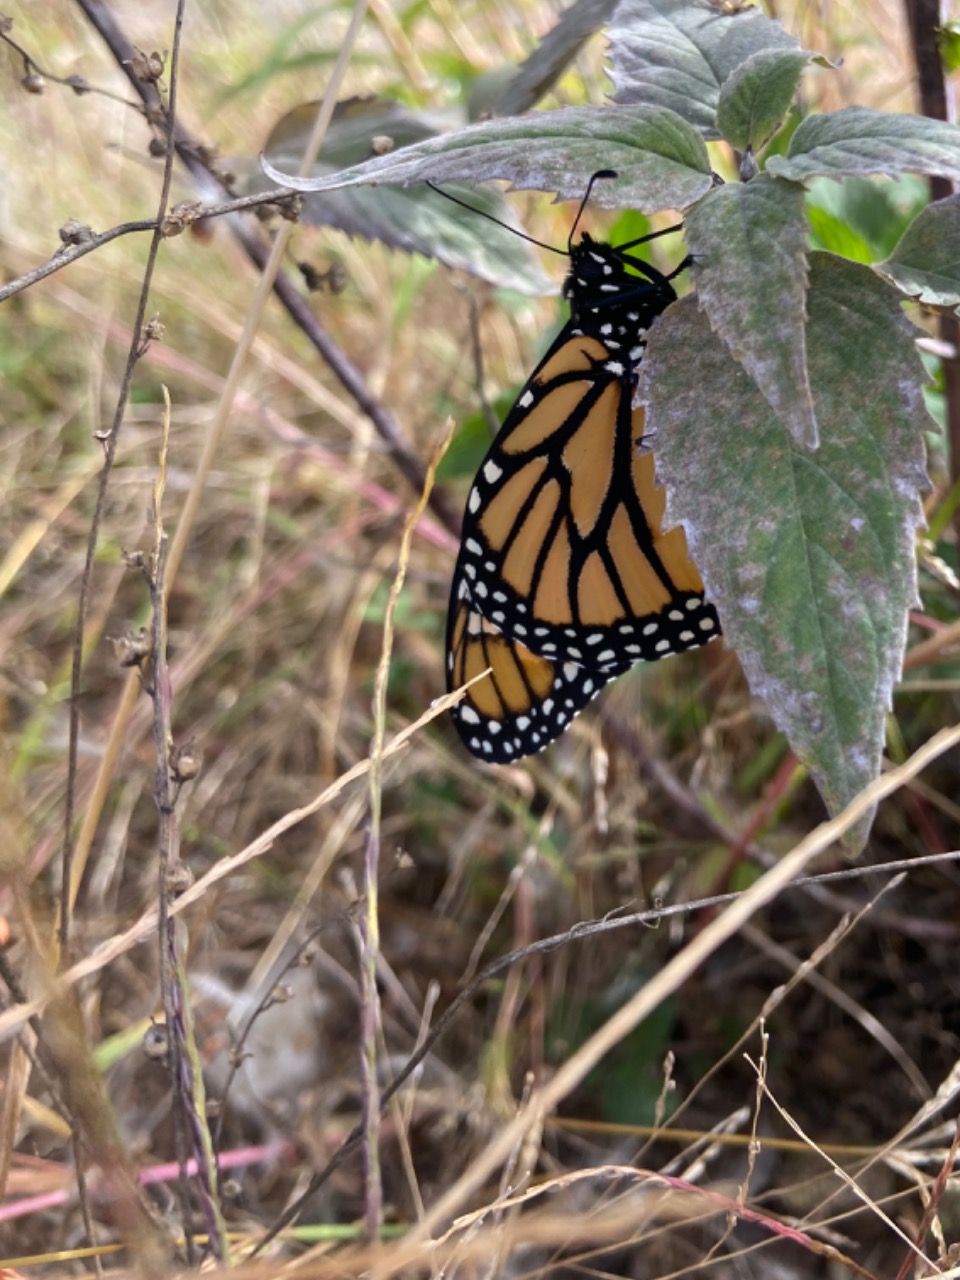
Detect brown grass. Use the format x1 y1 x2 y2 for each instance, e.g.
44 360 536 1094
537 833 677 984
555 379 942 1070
1 1 959 1276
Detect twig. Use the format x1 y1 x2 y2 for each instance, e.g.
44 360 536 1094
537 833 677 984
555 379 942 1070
53 0 202 1263
58 11 181 954
145 389 228 1261
0 189 298 305
740 1020 768 1209
144 403 196 1259
72 0 460 535
356 827 385 1239
0 14 135 105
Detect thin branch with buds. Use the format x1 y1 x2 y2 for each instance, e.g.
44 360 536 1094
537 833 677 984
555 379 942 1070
71 0 460 533
0 189 300 304
0 10 133 104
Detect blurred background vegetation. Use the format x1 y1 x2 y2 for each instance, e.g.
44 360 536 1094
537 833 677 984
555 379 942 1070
1 0 959 1274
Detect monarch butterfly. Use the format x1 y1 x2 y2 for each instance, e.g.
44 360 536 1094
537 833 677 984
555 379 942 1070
445 174 720 762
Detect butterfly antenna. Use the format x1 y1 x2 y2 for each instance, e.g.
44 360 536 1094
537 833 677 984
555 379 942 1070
425 181 566 255
567 168 618 252
616 223 685 253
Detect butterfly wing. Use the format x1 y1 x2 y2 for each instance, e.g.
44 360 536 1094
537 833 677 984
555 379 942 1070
447 592 623 762
454 328 717 656
446 238 720 762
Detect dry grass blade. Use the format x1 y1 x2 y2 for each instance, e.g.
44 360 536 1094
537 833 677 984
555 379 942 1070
749 1061 935 1273
3 1 959 1271
378 724 960 1268
0 683 481 1043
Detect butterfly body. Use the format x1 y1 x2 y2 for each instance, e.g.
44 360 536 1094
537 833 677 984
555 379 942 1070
447 230 720 762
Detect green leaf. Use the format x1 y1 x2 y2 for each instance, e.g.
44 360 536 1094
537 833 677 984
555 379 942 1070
877 194 960 309
555 978 678 1126
766 106 960 183
804 174 929 261
686 175 816 447
643 255 930 843
609 0 802 139
436 391 513 481
940 21 960 75
586 1000 678 1126
805 205 875 262
259 97 555 294
260 103 714 214
716 48 823 152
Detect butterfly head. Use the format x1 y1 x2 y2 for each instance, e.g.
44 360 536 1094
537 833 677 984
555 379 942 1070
563 233 679 338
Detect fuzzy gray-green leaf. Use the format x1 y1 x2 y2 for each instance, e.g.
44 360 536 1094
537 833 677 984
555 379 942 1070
766 106 960 183
877 194 960 309
258 96 554 294
609 0 801 139
260 104 713 215
643 254 930 842
686 175 815 446
716 48 821 152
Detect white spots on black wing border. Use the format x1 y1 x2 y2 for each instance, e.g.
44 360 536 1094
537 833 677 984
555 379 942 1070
451 636 614 764
456 521 723 685
518 595 719 666
450 589 723 764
